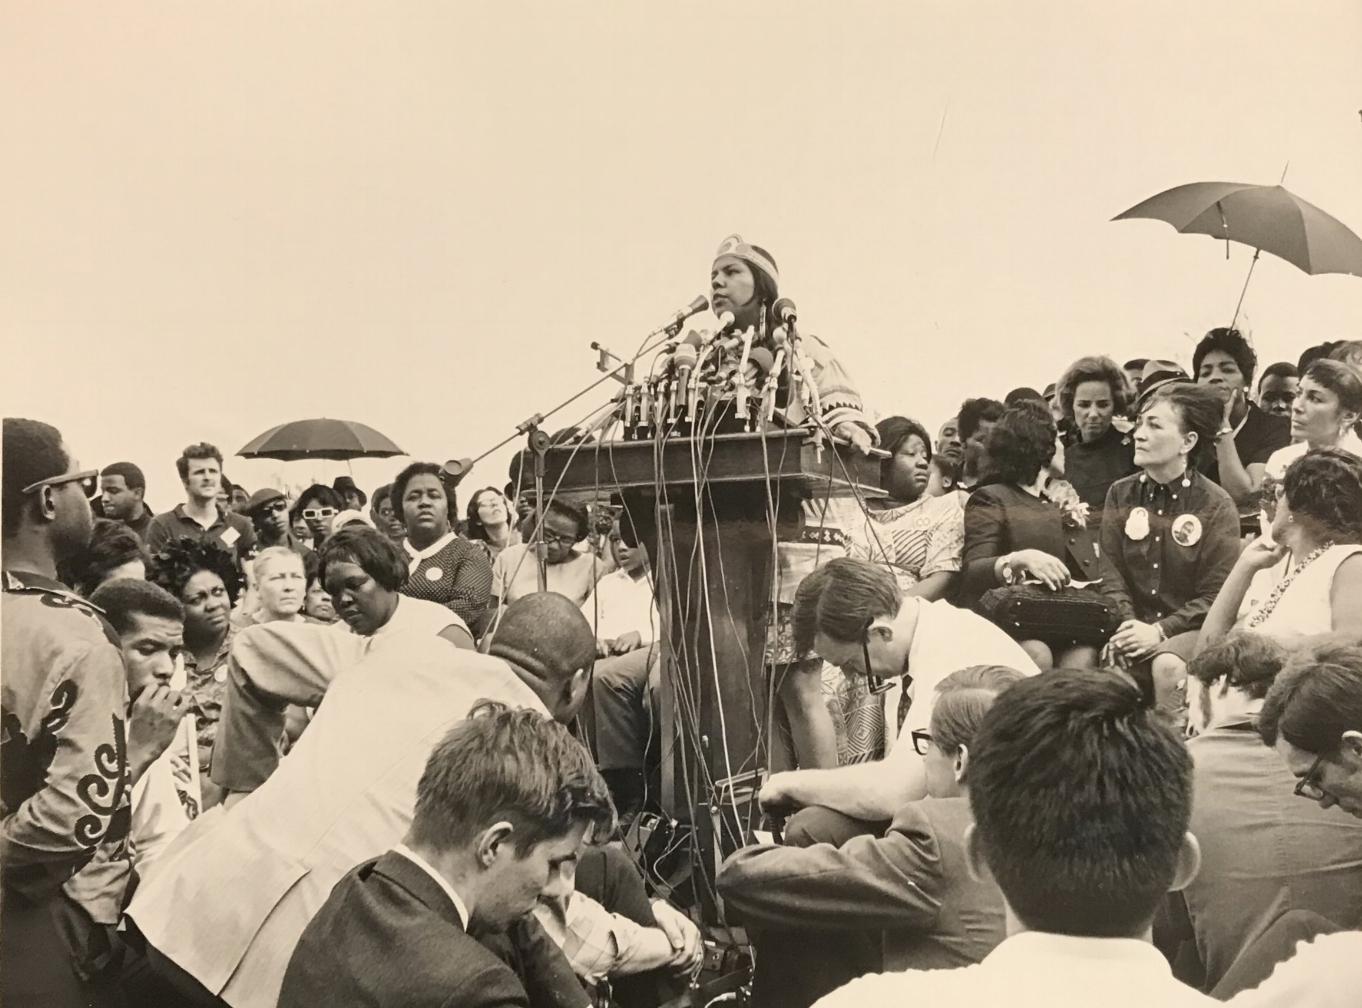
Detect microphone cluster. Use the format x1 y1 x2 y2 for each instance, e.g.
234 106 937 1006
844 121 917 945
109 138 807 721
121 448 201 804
617 311 785 439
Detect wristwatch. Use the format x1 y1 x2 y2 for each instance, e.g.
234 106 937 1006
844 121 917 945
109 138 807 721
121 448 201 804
999 553 1017 585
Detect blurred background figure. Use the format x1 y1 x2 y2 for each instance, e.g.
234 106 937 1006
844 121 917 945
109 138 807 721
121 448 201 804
369 482 405 545
60 516 149 598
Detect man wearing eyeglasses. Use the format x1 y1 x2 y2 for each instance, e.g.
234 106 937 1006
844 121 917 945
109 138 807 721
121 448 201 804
244 488 314 560
758 557 1038 837
2 418 132 1006
145 442 256 572
1259 635 1362 821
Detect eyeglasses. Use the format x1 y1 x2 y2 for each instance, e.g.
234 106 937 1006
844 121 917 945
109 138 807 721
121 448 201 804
539 529 578 547
1295 754 1329 802
301 507 337 521
22 469 100 501
862 628 895 696
910 730 934 757
258 500 289 515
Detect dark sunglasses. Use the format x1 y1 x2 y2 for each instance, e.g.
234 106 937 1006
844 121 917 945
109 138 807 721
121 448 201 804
257 499 289 515
23 469 100 501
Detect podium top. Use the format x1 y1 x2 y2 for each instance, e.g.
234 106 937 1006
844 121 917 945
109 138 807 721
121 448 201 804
536 429 887 498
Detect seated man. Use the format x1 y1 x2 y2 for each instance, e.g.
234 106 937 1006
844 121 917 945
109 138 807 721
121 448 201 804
279 701 613 1007
1258 634 1362 821
1171 634 1362 997
814 669 1213 1007
719 666 1019 1008
760 557 1039 836
581 529 659 812
124 593 599 1008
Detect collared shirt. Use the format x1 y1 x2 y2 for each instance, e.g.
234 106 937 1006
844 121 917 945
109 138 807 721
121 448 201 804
813 930 1218 1008
1181 714 1362 994
580 569 658 645
122 505 155 543
146 503 257 568
391 843 468 930
1099 469 1240 635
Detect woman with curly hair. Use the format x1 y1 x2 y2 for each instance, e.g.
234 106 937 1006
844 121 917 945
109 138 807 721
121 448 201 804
147 535 242 805
961 403 1104 670
1055 354 1136 523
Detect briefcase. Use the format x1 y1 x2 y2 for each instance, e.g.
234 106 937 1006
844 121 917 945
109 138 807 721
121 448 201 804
976 583 1117 646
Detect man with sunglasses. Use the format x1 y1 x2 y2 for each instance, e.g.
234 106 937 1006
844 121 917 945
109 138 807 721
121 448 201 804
244 488 314 560
1259 634 1362 821
758 557 1038 840
146 442 255 573
2 418 132 1006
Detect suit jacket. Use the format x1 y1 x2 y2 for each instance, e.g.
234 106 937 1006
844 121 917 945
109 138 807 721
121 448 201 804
717 796 1004 971
960 483 1101 607
125 628 557 1008
280 850 527 1008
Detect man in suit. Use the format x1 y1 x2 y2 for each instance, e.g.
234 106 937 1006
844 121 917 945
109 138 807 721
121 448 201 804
719 666 1019 1008
280 701 614 1007
124 592 600 1008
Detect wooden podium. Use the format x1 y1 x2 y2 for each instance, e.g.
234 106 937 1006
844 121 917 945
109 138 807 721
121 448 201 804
542 428 883 909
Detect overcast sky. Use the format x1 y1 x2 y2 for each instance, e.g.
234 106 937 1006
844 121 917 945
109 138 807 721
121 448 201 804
4 2 1361 504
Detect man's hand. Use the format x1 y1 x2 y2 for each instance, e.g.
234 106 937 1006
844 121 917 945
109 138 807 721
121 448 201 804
1110 619 1163 660
833 422 874 456
757 772 800 814
127 685 188 779
610 631 643 655
651 899 703 974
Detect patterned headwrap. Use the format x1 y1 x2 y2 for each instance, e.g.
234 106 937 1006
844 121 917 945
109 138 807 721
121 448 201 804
713 234 780 292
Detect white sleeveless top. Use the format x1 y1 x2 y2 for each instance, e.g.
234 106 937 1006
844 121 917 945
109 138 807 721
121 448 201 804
1236 543 1362 638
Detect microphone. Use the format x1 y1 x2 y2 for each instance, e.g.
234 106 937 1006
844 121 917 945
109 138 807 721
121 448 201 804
671 341 698 385
744 346 775 384
656 295 710 334
771 298 798 326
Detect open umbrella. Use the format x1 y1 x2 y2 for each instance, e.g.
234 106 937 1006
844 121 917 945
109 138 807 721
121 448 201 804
1113 180 1362 327
237 418 406 462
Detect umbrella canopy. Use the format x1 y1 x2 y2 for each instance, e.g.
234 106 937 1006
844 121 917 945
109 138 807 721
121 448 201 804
1114 181 1362 277
237 418 406 461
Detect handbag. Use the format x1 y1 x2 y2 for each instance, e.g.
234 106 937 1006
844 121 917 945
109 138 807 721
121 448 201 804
975 582 1117 646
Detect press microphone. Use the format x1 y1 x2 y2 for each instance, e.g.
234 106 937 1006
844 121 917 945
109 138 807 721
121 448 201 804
671 341 698 384
744 347 775 384
771 298 798 326
657 295 710 334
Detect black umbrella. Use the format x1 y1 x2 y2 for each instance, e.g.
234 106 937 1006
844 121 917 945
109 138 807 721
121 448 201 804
237 418 406 462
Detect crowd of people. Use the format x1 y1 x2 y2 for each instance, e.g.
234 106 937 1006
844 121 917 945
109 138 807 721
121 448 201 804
4 234 1362 1008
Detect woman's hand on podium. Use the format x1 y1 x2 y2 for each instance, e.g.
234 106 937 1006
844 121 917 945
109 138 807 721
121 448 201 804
833 421 874 455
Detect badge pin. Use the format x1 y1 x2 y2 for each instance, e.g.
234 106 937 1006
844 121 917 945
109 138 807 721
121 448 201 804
1125 506 1150 542
425 566 444 582
1172 514 1202 547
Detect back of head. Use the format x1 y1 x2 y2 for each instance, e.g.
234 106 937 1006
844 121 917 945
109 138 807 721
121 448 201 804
986 404 1056 486
1259 634 1362 756
3 417 69 539
792 557 901 657
60 517 147 594
408 700 613 855
930 665 1025 754
1283 447 1362 543
1187 631 1288 701
90 577 184 636
488 592 596 688
968 668 1193 937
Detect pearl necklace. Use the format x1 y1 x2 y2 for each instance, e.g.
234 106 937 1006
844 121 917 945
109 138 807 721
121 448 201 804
1246 542 1336 628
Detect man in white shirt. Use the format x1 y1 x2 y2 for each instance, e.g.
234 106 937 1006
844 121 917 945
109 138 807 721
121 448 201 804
815 668 1213 1008
759 557 1038 834
582 535 662 812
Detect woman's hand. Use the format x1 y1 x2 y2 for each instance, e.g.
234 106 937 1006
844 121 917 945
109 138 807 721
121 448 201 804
1237 536 1289 573
1011 549 1071 590
1110 619 1163 660
833 421 874 456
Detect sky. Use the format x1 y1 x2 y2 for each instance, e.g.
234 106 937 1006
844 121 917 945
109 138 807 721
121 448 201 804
4 2 1361 507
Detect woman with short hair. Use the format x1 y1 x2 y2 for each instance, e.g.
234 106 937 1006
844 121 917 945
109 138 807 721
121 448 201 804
962 404 1104 670
1055 355 1137 522
1261 358 1362 510
318 526 473 649
1099 383 1240 718
390 461 493 637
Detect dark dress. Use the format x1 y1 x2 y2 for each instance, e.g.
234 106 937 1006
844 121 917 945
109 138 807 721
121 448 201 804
1064 425 1137 523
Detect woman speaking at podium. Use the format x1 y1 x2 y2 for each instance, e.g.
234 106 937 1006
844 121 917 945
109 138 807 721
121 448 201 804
708 235 880 770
